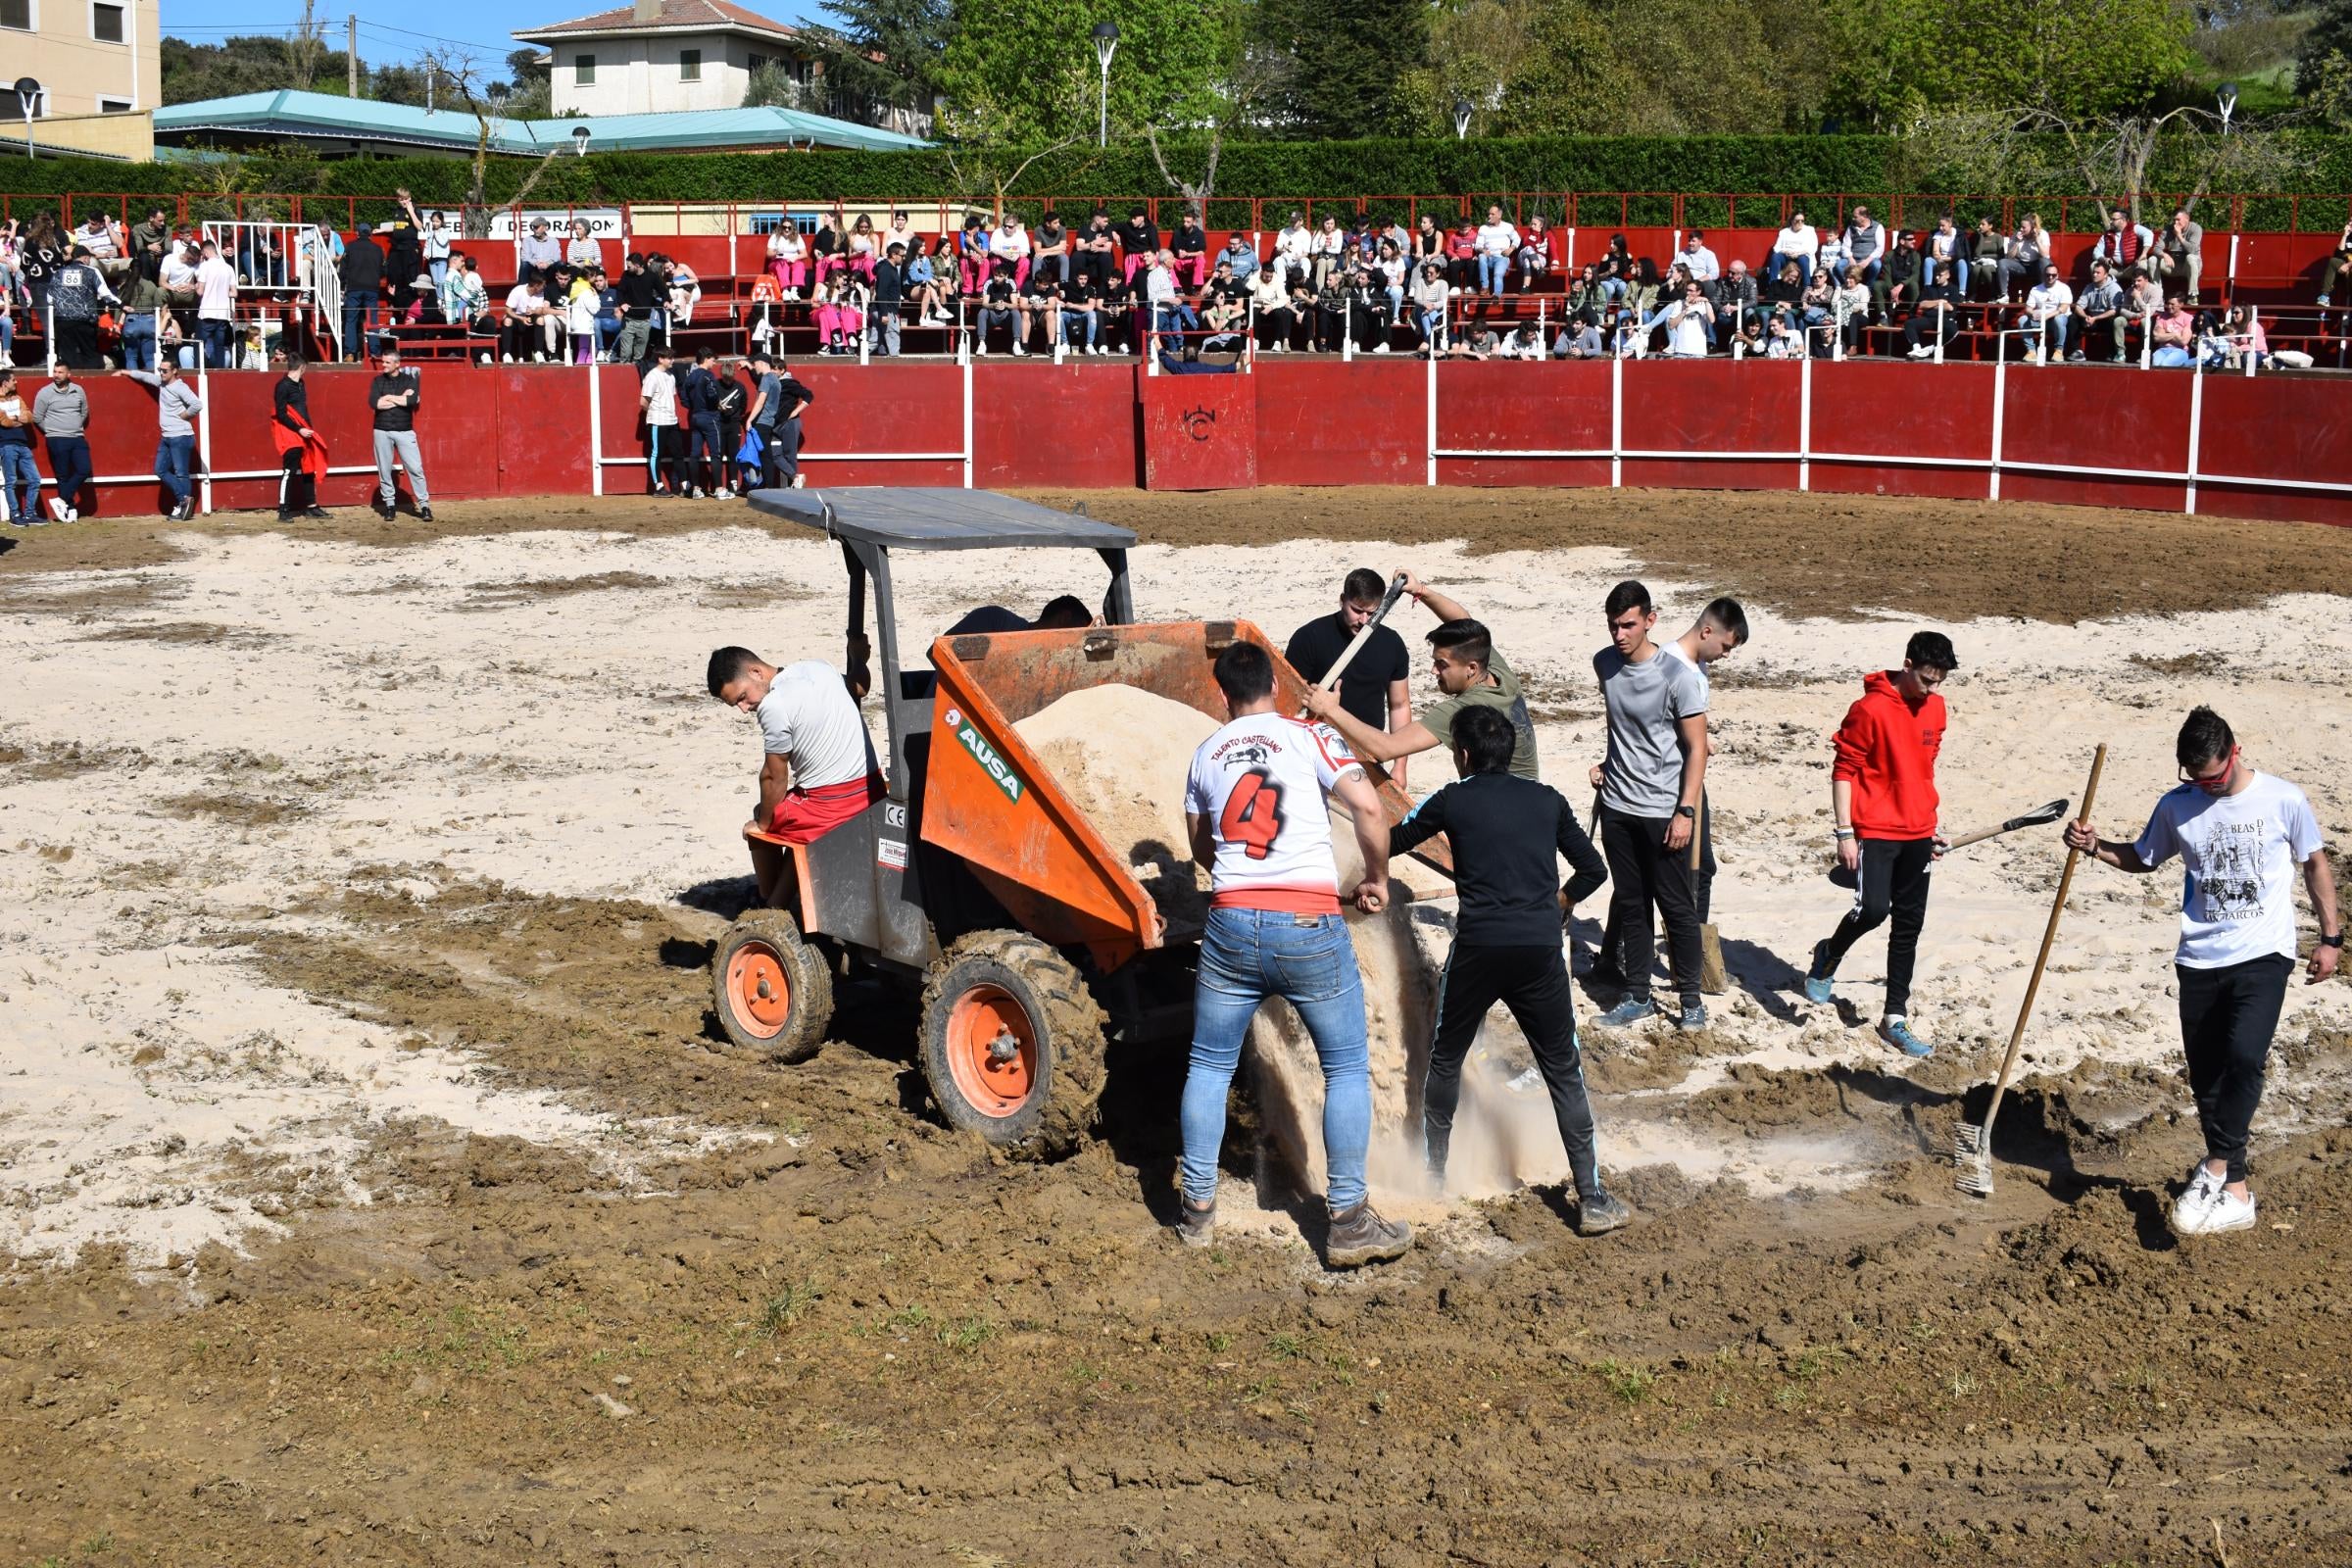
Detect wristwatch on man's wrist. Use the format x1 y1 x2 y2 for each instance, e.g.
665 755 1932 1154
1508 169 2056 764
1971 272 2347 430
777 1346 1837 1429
2322 932 2346 949
1674 805 1696 819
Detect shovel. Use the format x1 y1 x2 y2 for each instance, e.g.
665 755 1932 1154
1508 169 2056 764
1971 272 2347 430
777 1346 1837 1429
1829 798 2072 888
1691 798 1727 995
1955 746 2105 1200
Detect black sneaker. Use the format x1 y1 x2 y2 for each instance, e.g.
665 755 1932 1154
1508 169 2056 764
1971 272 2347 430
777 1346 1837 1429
1325 1201 1412 1268
276 509 299 522
1175 1199 1215 1250
304 507 330 520
1576 1189 1633 1236
417 506 434 522
373 501 396 520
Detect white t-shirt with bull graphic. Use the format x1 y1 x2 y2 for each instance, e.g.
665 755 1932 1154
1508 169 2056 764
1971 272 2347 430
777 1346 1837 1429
1185 714 1363 915
2133 771 2323 968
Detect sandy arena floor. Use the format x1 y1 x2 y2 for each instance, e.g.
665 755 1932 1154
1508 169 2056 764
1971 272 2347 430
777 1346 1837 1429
3 487 2351 1566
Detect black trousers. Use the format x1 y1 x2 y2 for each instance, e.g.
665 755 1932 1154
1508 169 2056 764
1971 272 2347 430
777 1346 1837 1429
1423 943 1600 1200
1812 836 1934 1016
1597 792 1712 978
2178 955 2293 1184
1598 805 1703 1010
276 447 318 514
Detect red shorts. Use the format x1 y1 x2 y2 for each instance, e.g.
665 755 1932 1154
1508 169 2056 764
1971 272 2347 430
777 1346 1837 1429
766 775 882 846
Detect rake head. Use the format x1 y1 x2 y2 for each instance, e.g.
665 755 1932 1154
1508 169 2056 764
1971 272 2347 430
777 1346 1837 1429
1952 1121 1994 1198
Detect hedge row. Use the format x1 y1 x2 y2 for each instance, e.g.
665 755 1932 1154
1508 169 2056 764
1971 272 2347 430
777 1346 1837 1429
11 133 2352 228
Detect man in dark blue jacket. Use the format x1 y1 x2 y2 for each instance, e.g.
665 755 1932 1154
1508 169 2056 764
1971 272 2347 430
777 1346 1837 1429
678 347 723 498
1391 705 1630 1237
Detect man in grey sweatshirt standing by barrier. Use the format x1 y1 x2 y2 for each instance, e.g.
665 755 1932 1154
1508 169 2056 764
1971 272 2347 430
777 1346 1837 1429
368 343 433 522
31 363 92 523
116 361 205 520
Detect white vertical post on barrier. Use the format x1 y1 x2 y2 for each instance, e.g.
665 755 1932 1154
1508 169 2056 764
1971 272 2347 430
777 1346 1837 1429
1988 350 2006 501
1832 314 1844 362
1245 301 1255 373
46 306 56 371
2245 305 2259 376
2228 233 2240 303
2141 309 2154 369
956 298 969 367
960 356 974 490
1343 299 1354 363
858 309 871 367
588 361 604 497
1609 351 1623 489
2186 363 2205 516
1934 307 1946 365
1563 226 1576 279
1798 351 1812 492
196 343 213 515
1424 330 1438 487
1537 295 1546 346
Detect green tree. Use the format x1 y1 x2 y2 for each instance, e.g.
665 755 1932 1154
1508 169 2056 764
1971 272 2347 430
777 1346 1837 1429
1828 0 2192 127
1252 0 1429 136
799 0 953 108
937 0 1219 144
161 34 357 103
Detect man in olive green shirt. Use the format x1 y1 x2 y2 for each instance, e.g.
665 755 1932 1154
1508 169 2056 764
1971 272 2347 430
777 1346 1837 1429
1302 570 1540 781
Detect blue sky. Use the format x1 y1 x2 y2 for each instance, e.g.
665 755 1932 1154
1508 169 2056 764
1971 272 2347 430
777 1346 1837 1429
162 0 823 78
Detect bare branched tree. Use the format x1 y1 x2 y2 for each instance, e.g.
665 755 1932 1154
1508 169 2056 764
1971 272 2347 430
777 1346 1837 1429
285 0 327 91
1903 106 2318 223
422 48 572 237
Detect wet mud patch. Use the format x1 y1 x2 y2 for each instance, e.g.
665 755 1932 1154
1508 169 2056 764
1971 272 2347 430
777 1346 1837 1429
74 619 280 648
0 738 152 781
456 570 667 611
0 570 185 617
159 791 315 828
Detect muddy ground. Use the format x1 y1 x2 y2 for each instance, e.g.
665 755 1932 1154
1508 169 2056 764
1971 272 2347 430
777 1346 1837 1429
5 489 2351 1567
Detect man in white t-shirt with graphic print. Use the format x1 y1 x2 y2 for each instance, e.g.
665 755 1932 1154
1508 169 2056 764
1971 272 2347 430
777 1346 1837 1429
2067 707 2340 1237
1174 639 1411 1269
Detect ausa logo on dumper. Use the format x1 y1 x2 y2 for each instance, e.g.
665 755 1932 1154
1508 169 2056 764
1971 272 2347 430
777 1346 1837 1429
943 707 1023 803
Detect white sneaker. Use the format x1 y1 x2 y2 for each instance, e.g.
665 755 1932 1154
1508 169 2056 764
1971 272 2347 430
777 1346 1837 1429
2192 1187 2258 1234
1012 342 1028 357
974 341 988 356
48 497 69 522
479 353 493 366
65 507 78 523
502 354 515 364
2170 1161 2221 1233
1372 341 1391 354
1908 344 1931 359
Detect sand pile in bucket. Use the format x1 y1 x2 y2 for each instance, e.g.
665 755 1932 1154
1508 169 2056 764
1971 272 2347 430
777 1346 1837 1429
1012 685 1441 1198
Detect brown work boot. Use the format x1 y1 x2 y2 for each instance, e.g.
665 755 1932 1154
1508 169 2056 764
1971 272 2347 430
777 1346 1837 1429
1325 1201 1412 1268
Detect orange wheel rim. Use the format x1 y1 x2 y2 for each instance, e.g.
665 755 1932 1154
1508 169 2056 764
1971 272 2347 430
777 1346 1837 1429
945 985 1038 1119
725 941 792 1039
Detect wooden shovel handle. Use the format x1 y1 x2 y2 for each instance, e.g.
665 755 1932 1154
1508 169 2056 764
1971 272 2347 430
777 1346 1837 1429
1980 745 2107 1133
1689 797 1704 871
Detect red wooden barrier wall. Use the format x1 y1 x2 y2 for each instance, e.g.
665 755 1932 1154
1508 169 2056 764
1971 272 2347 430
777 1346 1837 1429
16 358 2352 533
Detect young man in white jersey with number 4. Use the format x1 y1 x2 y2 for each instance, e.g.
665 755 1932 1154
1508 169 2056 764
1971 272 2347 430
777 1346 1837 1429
1175 640 1413 1268
2066 707 2339 1237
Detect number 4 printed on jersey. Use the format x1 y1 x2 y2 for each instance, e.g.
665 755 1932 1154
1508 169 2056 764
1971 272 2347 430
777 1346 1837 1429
1219 768 1287 859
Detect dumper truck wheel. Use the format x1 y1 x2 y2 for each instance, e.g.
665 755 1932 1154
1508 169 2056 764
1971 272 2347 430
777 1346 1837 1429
711 908 832 1064
919 931 1106 1157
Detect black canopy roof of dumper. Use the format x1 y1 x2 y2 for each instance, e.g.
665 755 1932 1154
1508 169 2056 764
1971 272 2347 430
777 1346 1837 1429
747 488 1138 552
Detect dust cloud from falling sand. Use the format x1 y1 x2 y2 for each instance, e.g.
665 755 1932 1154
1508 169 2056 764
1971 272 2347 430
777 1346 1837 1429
1014 684 1464 1204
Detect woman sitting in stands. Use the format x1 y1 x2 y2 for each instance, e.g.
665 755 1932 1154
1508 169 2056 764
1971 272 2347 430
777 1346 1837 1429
1517 215 1561 291
903 245 937 322
846 214 880 282
1410 260 1450 355
1374 239 1408 322
810 213 845 285
810 275 866 356
1567 263 1606 318
767 225 808 299
917 238 958 324
667 260 703 327
1412 213 1446 274
1620 256 1661 319
1763 258 1805 314
1596 233 1634 301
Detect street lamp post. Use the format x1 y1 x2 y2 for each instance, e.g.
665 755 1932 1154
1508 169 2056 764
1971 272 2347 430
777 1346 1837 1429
571 123 592 156
14 78 39 161
1091 22 1119 148
1452 99 1472 141
2217 81 2238 132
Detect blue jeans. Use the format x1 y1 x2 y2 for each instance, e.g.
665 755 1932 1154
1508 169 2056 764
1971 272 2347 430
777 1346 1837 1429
1772 253 1813 291
121 312 157 372
1417 307 1446 345
343 288 378 359
1477 253 1508 293
0 312 10 365
45 435 91 516
1597 278 1626 301
197 318 234 370
0 443 37 521
1060 307 1097 347
155 434 195 508
1180 906 1372 1211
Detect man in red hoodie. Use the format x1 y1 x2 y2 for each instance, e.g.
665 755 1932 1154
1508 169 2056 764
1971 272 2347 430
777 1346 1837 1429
1801 631 1958 1056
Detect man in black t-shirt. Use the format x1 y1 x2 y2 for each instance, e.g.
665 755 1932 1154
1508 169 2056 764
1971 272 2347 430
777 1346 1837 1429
1118 207 1159 287
1060 272 1102 354
1285 566 1415 788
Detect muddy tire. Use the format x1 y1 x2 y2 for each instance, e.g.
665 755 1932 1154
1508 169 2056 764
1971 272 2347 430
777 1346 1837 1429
918 930 1107 1157
710 908 832 1064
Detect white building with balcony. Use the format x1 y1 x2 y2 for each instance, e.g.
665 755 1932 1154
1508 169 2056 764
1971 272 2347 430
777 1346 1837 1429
512 0 815 118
